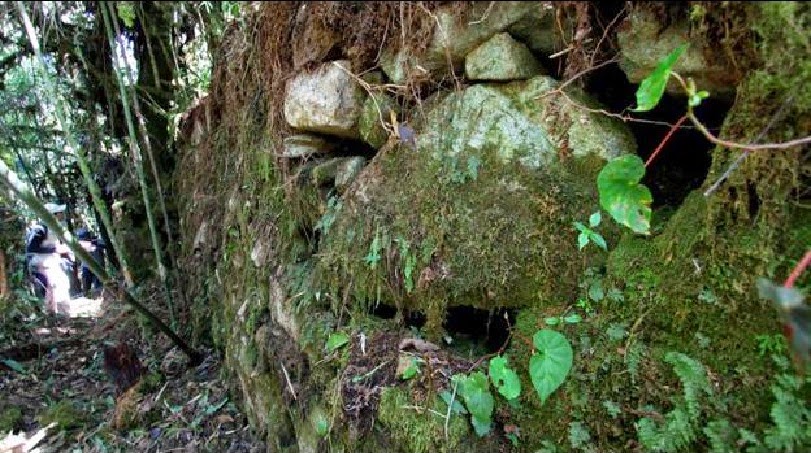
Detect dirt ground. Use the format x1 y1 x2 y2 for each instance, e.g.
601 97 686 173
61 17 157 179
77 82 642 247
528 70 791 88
0 292 267 452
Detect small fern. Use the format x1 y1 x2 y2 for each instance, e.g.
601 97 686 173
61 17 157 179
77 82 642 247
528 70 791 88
635 352 714 453
636 407 695 452
762 374 811 451
665 352 713 418
703 419 737 453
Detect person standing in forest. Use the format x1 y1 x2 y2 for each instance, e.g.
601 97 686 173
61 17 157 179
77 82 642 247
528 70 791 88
25 202 74 313
76 225 105 297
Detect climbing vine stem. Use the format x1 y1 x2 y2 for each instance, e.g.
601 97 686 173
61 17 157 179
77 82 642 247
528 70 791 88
784 251 811 289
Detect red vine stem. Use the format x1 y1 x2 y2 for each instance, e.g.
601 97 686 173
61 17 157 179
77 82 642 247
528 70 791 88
645 114 688 167
784 251 811 289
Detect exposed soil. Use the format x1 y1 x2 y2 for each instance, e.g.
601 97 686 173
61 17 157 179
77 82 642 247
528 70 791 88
0 295 266 452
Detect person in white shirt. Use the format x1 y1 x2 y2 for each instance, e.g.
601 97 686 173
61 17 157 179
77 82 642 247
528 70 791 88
25 203 74 314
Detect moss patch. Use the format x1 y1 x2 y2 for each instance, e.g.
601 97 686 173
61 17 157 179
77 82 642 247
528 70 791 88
376 387 470 453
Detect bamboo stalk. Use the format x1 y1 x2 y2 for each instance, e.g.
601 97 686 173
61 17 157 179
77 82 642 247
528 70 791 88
101 1 176 326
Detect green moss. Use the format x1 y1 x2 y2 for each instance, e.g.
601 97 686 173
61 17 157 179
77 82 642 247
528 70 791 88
38 400 86 431
137 371 164 393
376 387 470 453
0 406 22 433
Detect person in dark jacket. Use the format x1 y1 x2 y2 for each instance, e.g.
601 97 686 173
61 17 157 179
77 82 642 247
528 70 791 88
76 226 105 297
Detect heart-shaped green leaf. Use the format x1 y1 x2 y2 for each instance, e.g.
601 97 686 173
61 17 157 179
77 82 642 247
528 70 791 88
633 44 687 112
598 155 652 235
529 330 574 404
326 332 349 352
489 356 521 401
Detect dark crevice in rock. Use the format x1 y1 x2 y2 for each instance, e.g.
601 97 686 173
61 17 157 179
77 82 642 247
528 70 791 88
329 138 379 160
443 306 515 354
586 61 733 209
369 303 426 330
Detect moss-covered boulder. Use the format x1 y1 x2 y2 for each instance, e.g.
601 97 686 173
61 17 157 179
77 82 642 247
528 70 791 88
314 76 636 338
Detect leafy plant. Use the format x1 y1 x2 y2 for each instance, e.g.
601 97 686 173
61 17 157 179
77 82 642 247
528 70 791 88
597 155 652 235
634 352 713 453
568 421 592 450
396 236 418 293
364 230 383 268
488 356 521 401
632 44 687 112
452 371 494 437
326 332 349 353
545 313 582 326
756 334 787 357
440 390 468 416
761 373 811 450
573 212 607 251
400 356 421 380
529 329 574 404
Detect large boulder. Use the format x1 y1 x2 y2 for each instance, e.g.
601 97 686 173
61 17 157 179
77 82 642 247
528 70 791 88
465 32 544 81
417 75 636 165
314 75 636 337
284 60 367 138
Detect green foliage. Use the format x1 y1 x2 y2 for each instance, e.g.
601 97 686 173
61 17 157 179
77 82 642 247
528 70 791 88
756 334 787 357
488 356 521 401
314 195 342 236
602 400 622 419
573 212 607 251
545 313 582 326
313 410 330 438
0 407 22 433
1 359 24 373
325 332 349 353
38 400 86 431
396 236 418 294
762 374 811 451
452 371 494 437
364 229 384 268
687 78 710 108
440 390 468 416
568 421 592 450
632 44 687 112
400 357 421 380
529 329 574 404
597 155 652 235
116 3 136 28
634 352 713 452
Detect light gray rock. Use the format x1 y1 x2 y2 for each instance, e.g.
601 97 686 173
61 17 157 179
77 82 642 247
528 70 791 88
380 2 538 84
284 60 367 138
418 75 636 168
465 32 543 80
